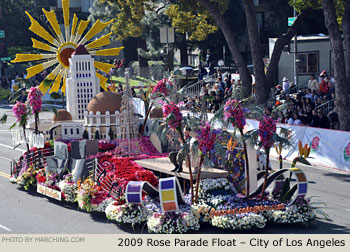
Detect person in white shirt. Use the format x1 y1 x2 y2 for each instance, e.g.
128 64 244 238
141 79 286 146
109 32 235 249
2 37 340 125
293 113 303 125
308 74 320 95
282 77 290 95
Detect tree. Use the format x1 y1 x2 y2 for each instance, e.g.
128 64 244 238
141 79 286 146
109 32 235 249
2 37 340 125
167 0 310 103
108 127 114 140
0 0 37 46
94 130 100 140
291 0 350 131
167 0 252 97
82 129 89 139
321 0 350 131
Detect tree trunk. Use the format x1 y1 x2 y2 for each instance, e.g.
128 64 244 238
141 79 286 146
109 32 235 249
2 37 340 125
179 33 189 66
198 0 252 98
342 0 350 79
321 0 350 131
266 10 310 89
243 0 269 104
137 37 149 77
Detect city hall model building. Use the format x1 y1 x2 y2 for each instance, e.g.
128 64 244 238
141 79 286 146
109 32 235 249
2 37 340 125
66 45 100 120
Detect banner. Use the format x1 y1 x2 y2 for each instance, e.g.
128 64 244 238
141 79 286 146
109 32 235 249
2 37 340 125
246 119 350 172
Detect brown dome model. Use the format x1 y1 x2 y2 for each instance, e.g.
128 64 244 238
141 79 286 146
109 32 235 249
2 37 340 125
53 109 72 121
87 91 122 114
150 107 163 119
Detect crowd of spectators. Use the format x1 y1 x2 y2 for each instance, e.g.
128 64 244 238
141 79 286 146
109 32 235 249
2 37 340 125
184 69 339 130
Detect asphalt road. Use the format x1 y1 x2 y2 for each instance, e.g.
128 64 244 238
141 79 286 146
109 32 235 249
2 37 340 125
0 105 349 234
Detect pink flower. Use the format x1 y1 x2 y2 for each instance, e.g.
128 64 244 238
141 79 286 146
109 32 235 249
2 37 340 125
152 79 173 97
346 143 350 156
12 102 28 122
311 136 320 149
163 102 182 131
224 99 246 130
28 87 43 113
197 122 220 155
258 116 277 148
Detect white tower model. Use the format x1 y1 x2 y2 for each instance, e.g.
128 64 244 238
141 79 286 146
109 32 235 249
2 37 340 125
66 45 100 120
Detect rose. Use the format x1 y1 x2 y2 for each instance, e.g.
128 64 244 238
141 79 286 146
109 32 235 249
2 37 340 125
311 136 320 149
346 143 350 156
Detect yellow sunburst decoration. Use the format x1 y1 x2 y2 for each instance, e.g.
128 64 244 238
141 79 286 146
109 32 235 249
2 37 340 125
11 0 124 95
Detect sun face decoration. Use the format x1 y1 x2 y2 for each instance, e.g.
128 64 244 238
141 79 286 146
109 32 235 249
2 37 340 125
11 0 123 95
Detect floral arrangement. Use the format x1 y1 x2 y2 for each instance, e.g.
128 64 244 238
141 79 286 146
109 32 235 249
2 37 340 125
211 213 267 230
35 168 46 184
58 174 77 203
16 166 38 190
27 87 43 113
265 204 316 225
98 156 159 190
162 102 182 131
105 202 149 227
76 176 96 212
98 140 117 152
224 99 246 130
197 122 220 155
152 79 172 97
195 178 235 200
258 116 277 149
191 204 212 223
92 197 114 212
147 211 200 234
12 101 28 122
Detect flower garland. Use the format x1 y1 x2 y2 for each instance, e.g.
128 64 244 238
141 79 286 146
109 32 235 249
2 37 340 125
105 202 149 227
147 211 200 234
28 87 43 113
258 116 277 149
162 102 182 131
211 213 267 230
224 99 246 130
12 101 28 122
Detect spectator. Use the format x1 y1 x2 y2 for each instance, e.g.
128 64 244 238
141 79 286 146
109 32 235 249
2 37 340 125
287 113 294 124
318 110 330 129
217 77 225 90
319 75 329 96
293 113 303 125
310 109 320 127
282 77 290 95
276 111 286 123
214 83 224 95
328 103 339 129
264 107 272 117
308 74 320 95
305 97 315 109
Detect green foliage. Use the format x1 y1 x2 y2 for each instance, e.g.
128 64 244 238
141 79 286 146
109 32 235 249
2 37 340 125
0 114 8 124
0 89 11 101
94 130 100 140
108 127 114 140
0 0 37 46
49 92 61 101
166 2 218 41
290 0 345 26
83 130 89 140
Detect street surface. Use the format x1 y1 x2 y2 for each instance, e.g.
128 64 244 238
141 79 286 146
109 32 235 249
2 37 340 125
0 105 349 234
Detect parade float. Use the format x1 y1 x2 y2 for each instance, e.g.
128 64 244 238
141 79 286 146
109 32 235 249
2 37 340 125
2 0 322 234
